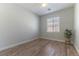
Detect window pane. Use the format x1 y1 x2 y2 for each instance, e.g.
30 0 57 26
47 16 60 32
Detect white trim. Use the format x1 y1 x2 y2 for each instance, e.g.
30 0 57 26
40 37 65 42
0 37 38 51
74 44 79 55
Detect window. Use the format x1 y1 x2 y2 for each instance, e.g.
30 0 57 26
47 16 60 32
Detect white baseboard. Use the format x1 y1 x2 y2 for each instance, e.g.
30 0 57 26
74 44 79 55
0 37 38 51
40 37 65 42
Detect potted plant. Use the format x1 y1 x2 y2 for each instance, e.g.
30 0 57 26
64 29 72 45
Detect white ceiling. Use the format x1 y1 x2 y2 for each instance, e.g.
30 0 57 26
18 3 74 16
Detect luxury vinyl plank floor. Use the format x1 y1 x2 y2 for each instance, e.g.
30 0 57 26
0 39 78 56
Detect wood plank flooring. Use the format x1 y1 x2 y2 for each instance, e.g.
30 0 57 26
0 38 78 56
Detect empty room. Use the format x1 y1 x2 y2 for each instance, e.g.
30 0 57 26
0 3 79 56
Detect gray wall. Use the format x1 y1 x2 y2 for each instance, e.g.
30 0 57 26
74 4 79 54
0 4 39 50
40 7 74 42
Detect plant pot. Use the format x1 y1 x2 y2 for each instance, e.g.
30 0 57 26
65 38 71 45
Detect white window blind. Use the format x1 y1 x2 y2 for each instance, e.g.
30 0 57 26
47 16 60 32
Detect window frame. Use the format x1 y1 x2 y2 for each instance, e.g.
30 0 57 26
47 16 60 32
